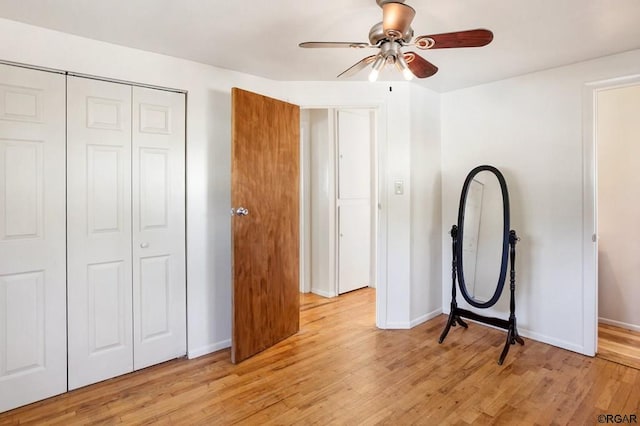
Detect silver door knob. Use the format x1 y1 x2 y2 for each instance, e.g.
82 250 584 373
233 207 249 216
140 242 149 248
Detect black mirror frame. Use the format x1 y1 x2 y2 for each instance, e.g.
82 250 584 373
455 165 510 309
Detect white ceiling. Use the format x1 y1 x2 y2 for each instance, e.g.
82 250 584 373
1 0 640 92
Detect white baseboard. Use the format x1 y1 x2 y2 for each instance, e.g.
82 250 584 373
385 321 411 329
187 339 231 359
384 309 442 330
518 328 585 355
410 308 443 328
311 288 337 298
444 317 588 356
598 317 640 333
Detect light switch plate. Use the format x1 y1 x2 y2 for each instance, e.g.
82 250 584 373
394 180 404 195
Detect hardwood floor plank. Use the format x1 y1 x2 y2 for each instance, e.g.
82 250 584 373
2 289 640 425
598 323 640 370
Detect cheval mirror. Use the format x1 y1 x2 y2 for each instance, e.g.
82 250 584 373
439 165 524 364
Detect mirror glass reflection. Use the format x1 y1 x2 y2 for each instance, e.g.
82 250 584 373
460 171 504 304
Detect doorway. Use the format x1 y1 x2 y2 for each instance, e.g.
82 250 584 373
299 107 378 314
594 82 640 369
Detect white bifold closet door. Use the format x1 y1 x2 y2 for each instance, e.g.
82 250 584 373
0 64 67 412
67 76 186 390
67 77 133 389
131 83 186 371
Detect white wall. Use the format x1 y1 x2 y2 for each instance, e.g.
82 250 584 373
441 48 640 355
308 109 335 298
0 18 442 353
597 84 640 331
410 85 442 326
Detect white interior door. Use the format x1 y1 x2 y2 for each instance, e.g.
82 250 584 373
132 86 186 369
0 64 67 411
338 203 371 294
67 76 134 390
336 109 372 294
337 110 371 200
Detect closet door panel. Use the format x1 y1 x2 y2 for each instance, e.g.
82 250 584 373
132 87 186 369
338 203 371 294
337 109 371 200
0 64 66 412
67 77 133 390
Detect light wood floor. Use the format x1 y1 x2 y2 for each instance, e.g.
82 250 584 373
2 289 639 425
598 323 640 370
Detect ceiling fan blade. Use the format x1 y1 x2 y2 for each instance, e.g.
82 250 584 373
299 42 371 49
414 29 493 50
403 52 438 78
382 2 415 39
337 55 379 78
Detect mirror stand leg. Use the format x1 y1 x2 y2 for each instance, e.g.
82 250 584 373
456 315 468 328
498 329 513 365
510 316 524 346
497 230 524 364
438 311 456 343
439 304 468 344
498 316 525 365
451 309 468 329
440 224 467 343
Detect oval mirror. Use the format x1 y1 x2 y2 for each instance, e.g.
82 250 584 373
456 165 510 308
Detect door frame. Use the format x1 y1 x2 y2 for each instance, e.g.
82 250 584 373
582 73 640 356
299 102 387 328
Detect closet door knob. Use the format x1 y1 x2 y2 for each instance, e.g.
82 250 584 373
232 207 249 216
140 242 149 248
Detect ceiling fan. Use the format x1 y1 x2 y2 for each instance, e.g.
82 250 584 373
299 0 493 81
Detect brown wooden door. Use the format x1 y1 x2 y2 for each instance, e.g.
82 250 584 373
231 88 300 363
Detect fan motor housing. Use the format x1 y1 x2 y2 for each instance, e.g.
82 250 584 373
369 21 413 45
368 22 385 45
376 0 405 6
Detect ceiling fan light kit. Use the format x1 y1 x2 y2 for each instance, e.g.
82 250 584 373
299 1 493 81
368 55 386 82
395 53 414 81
